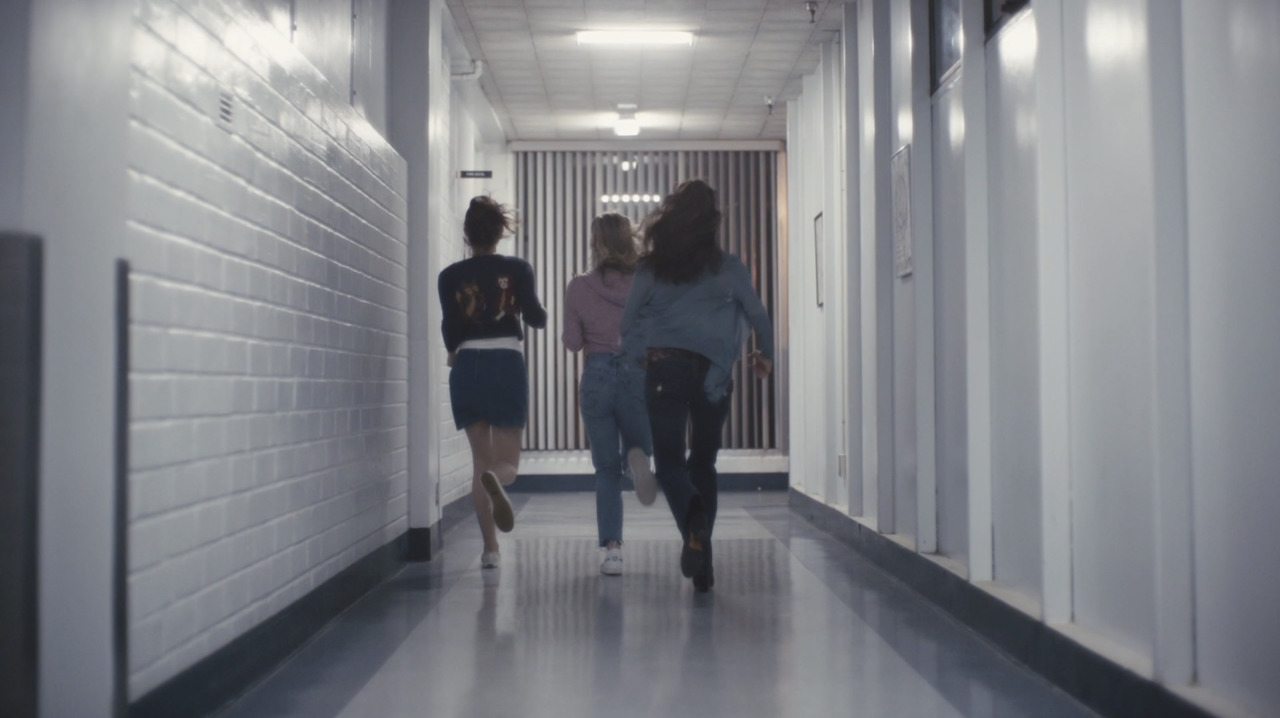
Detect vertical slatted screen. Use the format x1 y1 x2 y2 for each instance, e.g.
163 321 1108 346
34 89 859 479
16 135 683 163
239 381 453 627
516 150 782 451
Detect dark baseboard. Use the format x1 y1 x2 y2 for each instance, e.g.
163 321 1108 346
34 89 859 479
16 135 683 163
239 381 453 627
789 489 1216 718
511 472 789 493
406 493 474 561
130 532 409 718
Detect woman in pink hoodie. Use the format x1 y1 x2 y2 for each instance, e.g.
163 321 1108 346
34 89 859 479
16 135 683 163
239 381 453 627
563 213 657 576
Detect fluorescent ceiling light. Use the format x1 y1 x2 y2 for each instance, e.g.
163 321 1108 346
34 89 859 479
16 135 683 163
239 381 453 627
614 104 640 137
577 30 693 46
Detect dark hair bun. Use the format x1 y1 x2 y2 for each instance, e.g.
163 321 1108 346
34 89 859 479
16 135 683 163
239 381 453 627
464 195 517 250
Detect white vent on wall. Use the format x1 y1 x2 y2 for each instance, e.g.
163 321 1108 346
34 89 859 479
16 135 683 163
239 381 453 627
217 91 235 130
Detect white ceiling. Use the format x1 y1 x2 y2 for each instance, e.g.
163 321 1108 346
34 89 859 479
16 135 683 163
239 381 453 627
443 0 844 142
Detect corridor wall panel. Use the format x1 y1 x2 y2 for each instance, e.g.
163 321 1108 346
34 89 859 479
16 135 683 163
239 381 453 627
1061 0 1156 660
515 150 783 452
984 12 1042 604
931 77 968 564
1184 1 1280 714
124 0 408 699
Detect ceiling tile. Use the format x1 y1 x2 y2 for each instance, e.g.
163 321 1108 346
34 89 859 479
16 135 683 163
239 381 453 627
452 0 839 140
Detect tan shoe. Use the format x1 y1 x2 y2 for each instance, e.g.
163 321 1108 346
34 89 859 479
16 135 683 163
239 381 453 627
481 470 515 532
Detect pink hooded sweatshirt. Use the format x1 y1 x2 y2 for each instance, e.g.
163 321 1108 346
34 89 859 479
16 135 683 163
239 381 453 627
562 268 635 355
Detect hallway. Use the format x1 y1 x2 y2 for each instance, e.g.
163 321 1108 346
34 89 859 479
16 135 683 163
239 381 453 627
217 493 1092 718
5 0 1279 716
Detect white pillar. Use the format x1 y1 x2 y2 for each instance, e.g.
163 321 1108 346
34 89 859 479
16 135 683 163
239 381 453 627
961 0 994 582
26 0 133 712
388 0 443 555
909 0 938 554
1147 0 1194 685
1033 0 1074 624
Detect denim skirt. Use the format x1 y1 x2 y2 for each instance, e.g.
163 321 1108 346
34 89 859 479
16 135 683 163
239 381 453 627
449 349 528 430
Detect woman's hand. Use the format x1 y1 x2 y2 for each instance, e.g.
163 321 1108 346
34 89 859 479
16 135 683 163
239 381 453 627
447 351 457 368
748 351 772 379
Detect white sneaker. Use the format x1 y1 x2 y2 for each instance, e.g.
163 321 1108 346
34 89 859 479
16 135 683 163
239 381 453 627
481 551 500 569
600 547 623 576
628 447 657 506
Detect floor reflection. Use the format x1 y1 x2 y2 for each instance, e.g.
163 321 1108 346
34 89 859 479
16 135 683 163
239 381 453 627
219 493 1095 718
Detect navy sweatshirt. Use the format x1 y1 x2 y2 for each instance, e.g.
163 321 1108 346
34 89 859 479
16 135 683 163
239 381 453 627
438 254 547 352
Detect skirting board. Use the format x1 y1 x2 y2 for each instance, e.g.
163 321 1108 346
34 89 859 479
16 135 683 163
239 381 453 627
130 532 410 718
788 489 1217 718
510 472 788 493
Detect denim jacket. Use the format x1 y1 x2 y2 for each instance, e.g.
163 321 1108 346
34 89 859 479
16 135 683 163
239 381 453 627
620 254 774 401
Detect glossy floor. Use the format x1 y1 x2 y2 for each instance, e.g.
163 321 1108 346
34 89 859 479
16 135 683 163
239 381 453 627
217 492 1094 718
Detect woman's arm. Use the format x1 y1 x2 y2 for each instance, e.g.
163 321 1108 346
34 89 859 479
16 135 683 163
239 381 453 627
438 269 462 352
731 259 774 361
519 260 548 329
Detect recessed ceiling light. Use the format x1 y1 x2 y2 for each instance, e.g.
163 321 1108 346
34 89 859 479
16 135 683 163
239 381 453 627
614 104 640 137
577 30 694 46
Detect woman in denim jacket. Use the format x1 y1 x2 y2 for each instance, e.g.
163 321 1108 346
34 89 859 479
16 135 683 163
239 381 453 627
620 180 774 592
562 213 657 576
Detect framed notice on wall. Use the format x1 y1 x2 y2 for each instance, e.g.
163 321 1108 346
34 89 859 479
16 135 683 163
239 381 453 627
892 145 913 278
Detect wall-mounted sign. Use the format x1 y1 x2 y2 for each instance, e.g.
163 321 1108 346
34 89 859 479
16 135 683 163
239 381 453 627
459 170 493 178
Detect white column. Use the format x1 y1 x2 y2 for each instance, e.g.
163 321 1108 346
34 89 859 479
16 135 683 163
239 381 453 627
26 0 132 713
388 0 441 539
1033 0 1074 624
863 0 896 532
909 0 938 553
1147 0 1194 685
961 0 994 582
842 1 864 517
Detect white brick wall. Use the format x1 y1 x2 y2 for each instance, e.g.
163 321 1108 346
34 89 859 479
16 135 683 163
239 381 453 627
124 0 408 698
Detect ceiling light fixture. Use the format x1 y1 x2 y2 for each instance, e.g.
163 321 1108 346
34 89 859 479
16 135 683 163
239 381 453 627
614 104 640 137
577 30 694 46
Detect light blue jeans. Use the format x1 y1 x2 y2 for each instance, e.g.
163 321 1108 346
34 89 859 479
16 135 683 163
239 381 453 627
580 352 652 546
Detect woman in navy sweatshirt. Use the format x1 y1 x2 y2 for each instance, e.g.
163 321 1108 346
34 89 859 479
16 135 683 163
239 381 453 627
438 196 547 569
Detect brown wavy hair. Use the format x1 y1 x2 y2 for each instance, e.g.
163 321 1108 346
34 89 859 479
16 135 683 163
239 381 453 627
640 179 723 284
590 213 639 273
463 195 516 251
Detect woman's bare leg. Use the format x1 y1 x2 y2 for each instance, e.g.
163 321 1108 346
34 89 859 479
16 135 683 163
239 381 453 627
465 422 499 553
488 426 524 486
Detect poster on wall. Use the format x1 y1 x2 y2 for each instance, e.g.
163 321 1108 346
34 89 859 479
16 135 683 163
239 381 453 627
892 145 913 278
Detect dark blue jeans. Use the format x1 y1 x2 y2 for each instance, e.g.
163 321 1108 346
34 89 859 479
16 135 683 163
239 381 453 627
644 352 732 538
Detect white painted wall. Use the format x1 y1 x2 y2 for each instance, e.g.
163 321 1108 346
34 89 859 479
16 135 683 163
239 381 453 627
124 0 409 698
353 0 389 136
786 32 846 508
293 0 352 100
788 0 1280 714
1061 0 1156 658
984 12 1042 603
1184 2 1280 714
